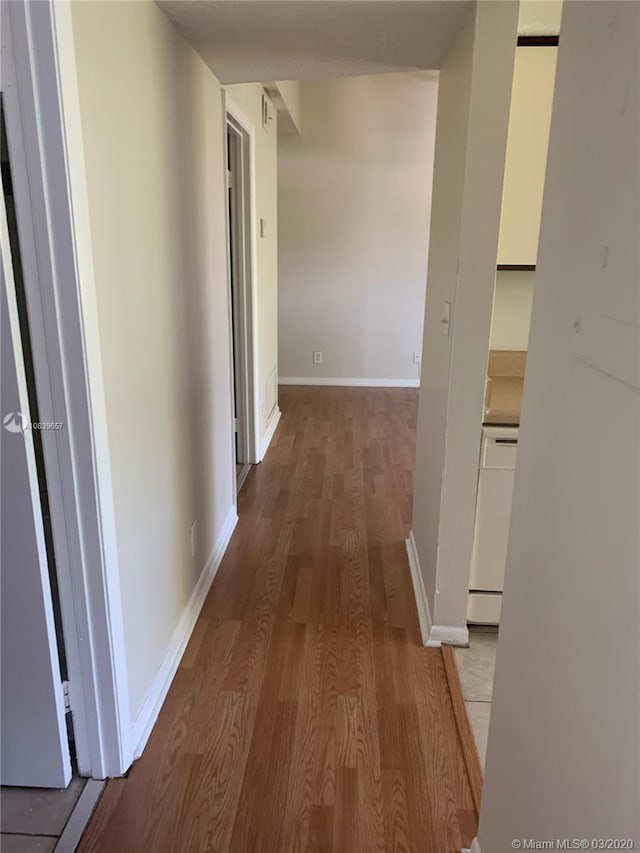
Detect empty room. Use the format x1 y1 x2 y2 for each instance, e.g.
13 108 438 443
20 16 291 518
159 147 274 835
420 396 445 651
1 2 637 852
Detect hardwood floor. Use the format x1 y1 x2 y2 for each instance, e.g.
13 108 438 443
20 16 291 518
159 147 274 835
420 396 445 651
79 386 477 853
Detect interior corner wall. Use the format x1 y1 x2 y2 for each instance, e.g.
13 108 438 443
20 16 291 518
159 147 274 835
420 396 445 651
225 83 280 445
277 72 438 384
411 1 518 629
274 80 302 134
69 0 235 725
479 2 639 845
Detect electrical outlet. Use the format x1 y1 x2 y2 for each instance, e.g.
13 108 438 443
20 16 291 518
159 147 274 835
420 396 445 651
190 521 197 558
313 351 323 364
412 351 421 365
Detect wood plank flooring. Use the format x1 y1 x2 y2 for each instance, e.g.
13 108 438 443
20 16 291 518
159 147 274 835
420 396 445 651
78 386 477 853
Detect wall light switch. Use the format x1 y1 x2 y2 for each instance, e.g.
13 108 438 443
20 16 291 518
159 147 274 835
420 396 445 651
262 94 274 131
441 301 452 337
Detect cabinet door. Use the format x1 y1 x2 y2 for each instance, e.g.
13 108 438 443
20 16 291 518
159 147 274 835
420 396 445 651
497 46 558 266
469 467 515 592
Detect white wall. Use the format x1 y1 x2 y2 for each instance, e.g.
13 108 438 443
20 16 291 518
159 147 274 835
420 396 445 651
490 270 535 351
518 0 563 35
491 43 557 352
497 45 558 266
277 72 438 384
1 274 70 787
479 2 639 846
70 1 235 726
274 80 302 134
225 83 280 443
411 1 518 634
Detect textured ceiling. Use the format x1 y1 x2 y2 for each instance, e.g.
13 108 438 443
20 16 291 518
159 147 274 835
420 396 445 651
156 1 473 83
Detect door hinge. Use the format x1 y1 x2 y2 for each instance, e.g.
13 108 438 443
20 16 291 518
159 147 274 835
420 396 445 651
227 169 233 189
234 417 239 433
62 680 71 713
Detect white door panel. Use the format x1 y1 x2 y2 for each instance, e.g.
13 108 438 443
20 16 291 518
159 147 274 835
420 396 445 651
1 173 71 787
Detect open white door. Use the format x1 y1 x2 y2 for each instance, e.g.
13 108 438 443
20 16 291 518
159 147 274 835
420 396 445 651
0 176 72 788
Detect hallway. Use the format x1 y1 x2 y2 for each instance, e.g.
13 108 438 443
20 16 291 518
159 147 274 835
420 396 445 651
78 387 477 852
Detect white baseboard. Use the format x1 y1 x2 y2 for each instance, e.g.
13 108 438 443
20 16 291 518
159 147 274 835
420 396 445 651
405 532 433 646
428 623 469 648
405 532 469 649
278 377 420 388
258 406 281 461
130 506 238 758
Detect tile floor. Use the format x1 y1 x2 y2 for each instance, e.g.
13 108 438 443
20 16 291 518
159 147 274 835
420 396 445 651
453 626 499 769
1 776 86 852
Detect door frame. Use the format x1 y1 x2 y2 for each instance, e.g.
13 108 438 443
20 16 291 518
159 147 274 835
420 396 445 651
2 1 131 778
224 94 259 474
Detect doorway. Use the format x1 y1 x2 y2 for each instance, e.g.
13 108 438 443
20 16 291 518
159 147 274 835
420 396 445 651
1 0 132 784
1 97 70 721
226 105 257 492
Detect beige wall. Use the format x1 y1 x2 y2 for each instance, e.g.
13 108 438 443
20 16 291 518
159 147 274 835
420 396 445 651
518 0 563 35
225 83 280 441
411 15 474 618
491 44 557 353
490 270 535 351
479 2 639 846
274 80 302 133
412 1 518 633
71 0 234 724
498 46 558 266
277 72 438 383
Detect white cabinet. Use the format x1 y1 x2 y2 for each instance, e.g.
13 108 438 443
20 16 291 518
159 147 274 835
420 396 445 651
467 427 518 625
497 46 558 266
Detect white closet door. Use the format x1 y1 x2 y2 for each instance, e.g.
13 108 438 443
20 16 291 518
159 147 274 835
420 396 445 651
1 181 71 788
